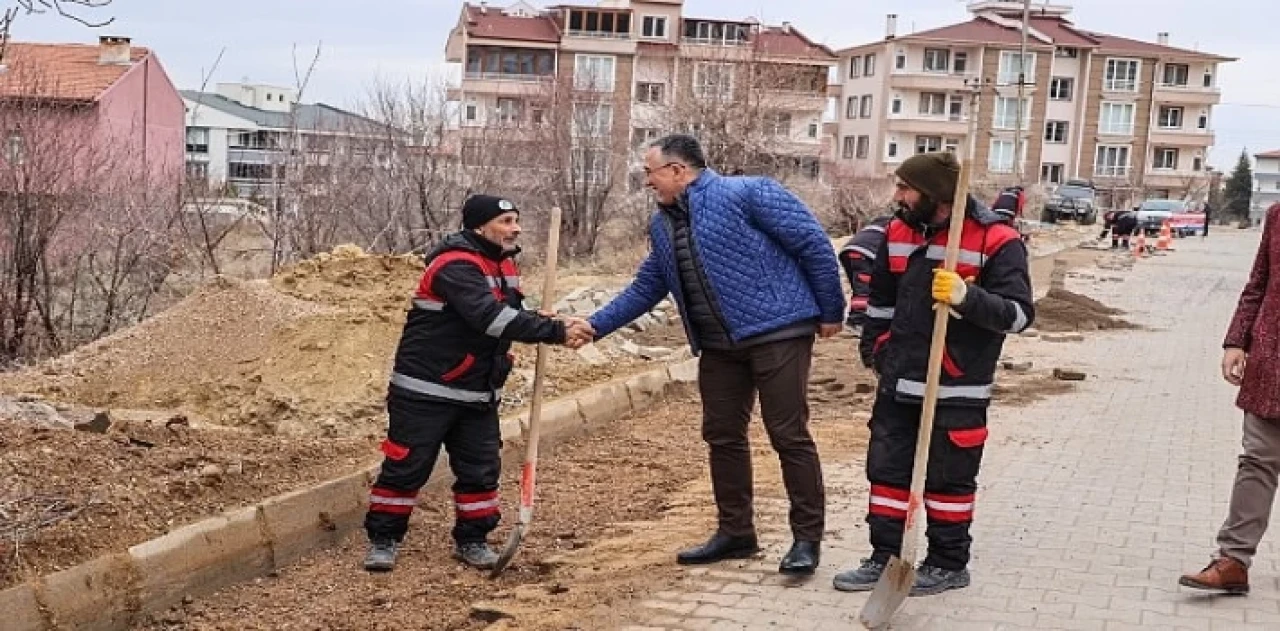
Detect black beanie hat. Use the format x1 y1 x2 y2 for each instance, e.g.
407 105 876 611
462 194 519 229
895 152 961 204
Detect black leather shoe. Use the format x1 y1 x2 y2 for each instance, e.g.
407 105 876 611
676 532 760 565
779 540 820 575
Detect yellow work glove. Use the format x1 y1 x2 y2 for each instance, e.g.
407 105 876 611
932 269 973 306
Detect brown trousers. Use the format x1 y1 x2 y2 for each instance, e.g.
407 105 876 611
1218 413 1280 567
697 336 825 541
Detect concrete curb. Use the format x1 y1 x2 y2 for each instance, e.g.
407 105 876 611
0 357 697 631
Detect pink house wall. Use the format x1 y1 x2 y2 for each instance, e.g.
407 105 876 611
94 51 185 192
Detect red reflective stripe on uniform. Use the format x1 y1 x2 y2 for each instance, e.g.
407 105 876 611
369 486 417 515
455 491 498 503
380 439 410 461
849 296 869 310
873 331 891 354
886 216 1020 278
948 427 989 448
441 354 475 382
416 250 518 305
869 484 910 519
455 491 500 520
371 487 417 499
925 492 975 523
857 273 872 283
942 349 964 378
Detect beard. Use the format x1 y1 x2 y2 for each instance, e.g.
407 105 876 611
896 194 939 229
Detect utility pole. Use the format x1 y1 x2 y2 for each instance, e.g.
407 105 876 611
1012 0 1031 184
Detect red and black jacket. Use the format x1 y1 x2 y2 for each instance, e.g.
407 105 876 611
839 215 893 320
390 231 566 408
859 198 1034 408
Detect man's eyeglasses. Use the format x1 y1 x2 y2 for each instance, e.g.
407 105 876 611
643 161 683 176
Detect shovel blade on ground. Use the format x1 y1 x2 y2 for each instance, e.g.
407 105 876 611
489 523 527 578
859 556 914 629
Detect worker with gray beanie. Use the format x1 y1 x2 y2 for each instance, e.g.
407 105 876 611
363 193 594 573
833 152 1035 597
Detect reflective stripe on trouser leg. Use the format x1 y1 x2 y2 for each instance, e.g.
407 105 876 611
364 392 456 542
865 395 916 563
447 405 503 544
922 407 987 572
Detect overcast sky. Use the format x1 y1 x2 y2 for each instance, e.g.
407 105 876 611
11 0 1278 170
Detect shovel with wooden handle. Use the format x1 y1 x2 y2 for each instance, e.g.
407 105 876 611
490 206 562 579
859 91 980 629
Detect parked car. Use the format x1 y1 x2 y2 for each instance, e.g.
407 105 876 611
1042 179 1098 224
1135 199 1197 236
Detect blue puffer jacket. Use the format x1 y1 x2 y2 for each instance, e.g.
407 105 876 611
589 170 845 354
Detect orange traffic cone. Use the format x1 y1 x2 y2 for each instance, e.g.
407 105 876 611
1133 231 1148 258
1157 221 1173 251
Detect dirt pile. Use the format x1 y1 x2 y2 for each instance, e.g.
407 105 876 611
1033 287 1135 332
0 245 676 437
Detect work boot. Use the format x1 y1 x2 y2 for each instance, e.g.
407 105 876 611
455 542 500 569
779 541 821 575
1179 557 1250 595
363 538 400 572
832 557 885 592
676 532 760 565
909 564 970 596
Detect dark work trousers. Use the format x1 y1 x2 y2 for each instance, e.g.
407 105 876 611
364 389 502 545
698 336 825 542
865 392 988 571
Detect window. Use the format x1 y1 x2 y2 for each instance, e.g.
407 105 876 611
859 95 873 118
495 98 522 125
571 147 609 185
944 138 959 153
694 62 733 99
989 139 1016 173
1049 77 1073 101
895 51 906 70
849 56 861 79
683 20 748 44
572 103 612 137
923 48 949 72
632 127 660 148
1094 145 1131 177
1100 102 1136 135
953 52 968 74
1162 63 1189 86
1044 120 1069 143
887 141 899 158
229 163 274 180
1198 113 1209 129
764 112 792 137
641 15 667 38
1203 71 1214 88
5 131 23 164
636 82 665 104
1104 58 1140 92
531 107 546 126
464 100 479 123
185 127 209 153
574 54 616 91
856 135 870 159
1194 157 1204 171
1041 163 1065 184
998 51 1035 85
185 160 208 180
919 92 946 116
1153 147 1179 170
846 96 857 119
915 135 941 154
843 136 856 159
891 97 902 114
1158 106 1184 129
1055 46 1078 58
569 9 630 36
993 97 1029 130
803 122 817 139
863 54 876 77
948 95 963 121
466 47 555 77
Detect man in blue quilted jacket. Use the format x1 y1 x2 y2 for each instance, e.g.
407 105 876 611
589 134 846 575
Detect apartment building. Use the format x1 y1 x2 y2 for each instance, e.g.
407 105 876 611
832 1 1233 208
182 83 391 198
1254 149 1280 222
442 0 836 189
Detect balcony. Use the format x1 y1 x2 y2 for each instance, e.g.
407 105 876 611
450 72 553 99
1144 169 1212 188
760 88 828 111
561 30 635 54
227 147 283 165
1154 83 1222 106
886 115 969 136
1149 127 1216 147
889 70 979 92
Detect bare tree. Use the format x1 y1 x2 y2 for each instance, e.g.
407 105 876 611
0 0 114 64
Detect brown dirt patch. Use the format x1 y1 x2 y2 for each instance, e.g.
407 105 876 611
0 418 374 589
1033 288 1136 333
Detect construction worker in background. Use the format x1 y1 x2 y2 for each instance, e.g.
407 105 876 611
1110 208 1140 250
833 152 1035 596
838 214 894 334
991 185 1025 225
363 194 594 573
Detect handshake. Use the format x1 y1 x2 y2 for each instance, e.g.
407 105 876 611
539 310 596 349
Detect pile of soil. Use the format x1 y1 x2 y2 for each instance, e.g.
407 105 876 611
0 246 675 438
1033 287 1135 332
0 418 374 589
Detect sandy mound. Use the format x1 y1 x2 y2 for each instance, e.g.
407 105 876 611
1033 288 1135 332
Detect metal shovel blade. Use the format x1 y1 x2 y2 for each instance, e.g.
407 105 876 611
859 555 915 629
489 521 526 578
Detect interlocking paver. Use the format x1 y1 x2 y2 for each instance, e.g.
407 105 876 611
632 232 1280 629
